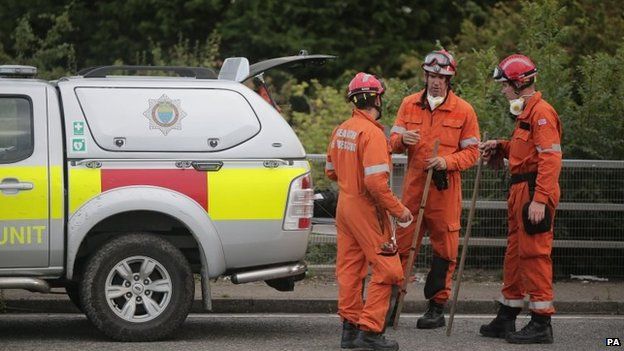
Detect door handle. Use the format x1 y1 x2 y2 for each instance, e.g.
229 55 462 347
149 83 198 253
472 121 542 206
0 178 34 195
191 161 223 172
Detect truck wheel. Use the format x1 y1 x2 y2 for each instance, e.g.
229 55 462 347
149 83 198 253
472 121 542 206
80 233 194 341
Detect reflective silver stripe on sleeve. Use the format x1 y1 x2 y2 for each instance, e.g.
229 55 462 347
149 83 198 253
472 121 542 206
536 144 562 153
364 163 390 176
390 126 406 134
460 137 479 149
529 300 554 310
498 297 525 308
325 161 334 171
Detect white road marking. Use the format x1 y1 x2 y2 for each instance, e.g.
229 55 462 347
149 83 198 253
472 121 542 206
185 314 624 320
0 313 623 321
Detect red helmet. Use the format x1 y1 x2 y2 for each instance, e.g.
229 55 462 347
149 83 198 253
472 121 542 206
346 72 385 101
493 54 537 88
422 50 456 76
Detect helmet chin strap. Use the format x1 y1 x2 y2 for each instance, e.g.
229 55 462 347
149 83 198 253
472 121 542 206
374 95 383 120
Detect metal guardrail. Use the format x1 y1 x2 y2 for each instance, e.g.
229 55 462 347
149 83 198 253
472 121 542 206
305 154 624 278
311 224 624 249
460 200 624 212
308 154 624 169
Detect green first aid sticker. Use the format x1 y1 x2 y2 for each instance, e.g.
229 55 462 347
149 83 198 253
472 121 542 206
72 138 86 152
73 121 84 135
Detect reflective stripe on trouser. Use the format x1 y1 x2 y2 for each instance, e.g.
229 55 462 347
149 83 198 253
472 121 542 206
501 182 557 316
336 195 403 333
396 172 461 304
498 297 525 308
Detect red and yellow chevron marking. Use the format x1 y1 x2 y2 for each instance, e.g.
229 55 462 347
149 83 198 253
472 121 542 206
101 169 208 208
69 166 307 220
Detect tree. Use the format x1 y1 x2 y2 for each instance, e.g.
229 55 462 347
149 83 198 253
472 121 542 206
2 6 76 79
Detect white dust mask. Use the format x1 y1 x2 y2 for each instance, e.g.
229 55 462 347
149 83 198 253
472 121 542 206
427 94 445 110
509 97 525 116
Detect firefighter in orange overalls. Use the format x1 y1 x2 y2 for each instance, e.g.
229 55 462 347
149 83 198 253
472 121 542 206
389 50 480 329
326 72 412 351
479 54 562 344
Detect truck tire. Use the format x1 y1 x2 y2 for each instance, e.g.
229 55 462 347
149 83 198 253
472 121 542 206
80 233 194 341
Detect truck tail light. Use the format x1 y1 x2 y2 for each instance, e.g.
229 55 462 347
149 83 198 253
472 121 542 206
283 173 313 230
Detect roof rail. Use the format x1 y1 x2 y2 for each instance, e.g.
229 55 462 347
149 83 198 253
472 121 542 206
77 65 217 79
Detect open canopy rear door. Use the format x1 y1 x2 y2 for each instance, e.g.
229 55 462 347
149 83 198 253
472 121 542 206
246 51 335 80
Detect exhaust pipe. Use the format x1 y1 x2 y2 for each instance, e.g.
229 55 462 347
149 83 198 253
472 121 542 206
230 262 306 284
0 277 50 293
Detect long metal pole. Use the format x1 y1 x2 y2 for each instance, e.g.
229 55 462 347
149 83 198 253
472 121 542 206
392 139 439 330
446 132 487 336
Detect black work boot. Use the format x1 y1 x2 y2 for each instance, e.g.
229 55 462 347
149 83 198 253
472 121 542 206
479 303 522 338
416 300 445 329
505 313 554 344
341 321 358 349
353 329 399 351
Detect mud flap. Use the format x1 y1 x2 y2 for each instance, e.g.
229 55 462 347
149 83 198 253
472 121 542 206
424 255 450 300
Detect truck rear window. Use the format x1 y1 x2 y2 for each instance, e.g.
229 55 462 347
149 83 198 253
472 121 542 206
0 97 33 163
75 87 260 152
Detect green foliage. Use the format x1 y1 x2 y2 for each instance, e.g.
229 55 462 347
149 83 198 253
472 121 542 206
454 47 512 139
2 6 76 79
67 0 226 69
305 243 336 265
0 0 622 160
379 78 421 127
290 80 351 155
0 0 484 81
216 0 468 80
135 30 222 68
516 0 574 121
455 2 523 56
571 44 624 158
451 0 623 159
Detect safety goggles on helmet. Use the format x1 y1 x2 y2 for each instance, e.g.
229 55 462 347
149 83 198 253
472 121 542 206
492 66 507 82
424 52 453 68
422 50 456 76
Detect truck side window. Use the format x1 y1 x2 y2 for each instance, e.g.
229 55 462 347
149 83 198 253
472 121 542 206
0 97 33 164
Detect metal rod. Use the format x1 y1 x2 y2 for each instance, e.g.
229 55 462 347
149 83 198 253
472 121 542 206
392 139 439 329
446 132 487 336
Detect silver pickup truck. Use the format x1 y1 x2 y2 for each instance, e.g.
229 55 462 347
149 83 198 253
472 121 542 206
0 54 332 341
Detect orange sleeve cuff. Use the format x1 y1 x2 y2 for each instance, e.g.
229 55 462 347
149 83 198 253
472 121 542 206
533 191 549 204
443 155 457 171
390 134 407 154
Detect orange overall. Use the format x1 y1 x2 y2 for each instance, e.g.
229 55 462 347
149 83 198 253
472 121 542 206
389 90 480 304
495 92 562 316
325 109 406 332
